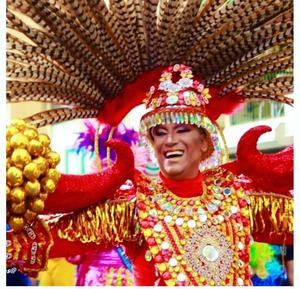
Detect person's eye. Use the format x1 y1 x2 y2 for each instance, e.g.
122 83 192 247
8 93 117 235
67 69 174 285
177 127 190 133
153 129 167 136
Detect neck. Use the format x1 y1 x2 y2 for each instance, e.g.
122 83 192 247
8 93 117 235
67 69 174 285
159 171 204 198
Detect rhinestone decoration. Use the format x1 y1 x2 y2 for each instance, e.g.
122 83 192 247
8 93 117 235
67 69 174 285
184 224 234 284
136 167 253 286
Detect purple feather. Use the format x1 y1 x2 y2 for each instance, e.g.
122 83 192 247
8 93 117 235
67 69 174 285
74 120 139 160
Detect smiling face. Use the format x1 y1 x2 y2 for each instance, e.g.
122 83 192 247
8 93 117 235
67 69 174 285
150 123 211 180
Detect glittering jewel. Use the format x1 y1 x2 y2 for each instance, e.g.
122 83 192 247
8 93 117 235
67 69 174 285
223 187 231 196
178 78 193 88
166 94 179 105
202 245 219 262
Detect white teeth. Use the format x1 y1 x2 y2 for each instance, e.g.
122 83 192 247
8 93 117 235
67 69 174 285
165 150 184 158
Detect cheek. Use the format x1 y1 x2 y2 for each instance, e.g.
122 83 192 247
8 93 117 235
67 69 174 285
152 140 164 159
188 139 204 161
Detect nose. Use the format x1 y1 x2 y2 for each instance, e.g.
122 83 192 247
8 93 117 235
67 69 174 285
165 131 178 146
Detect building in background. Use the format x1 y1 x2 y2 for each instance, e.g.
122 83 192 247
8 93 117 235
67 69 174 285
220 99 293 158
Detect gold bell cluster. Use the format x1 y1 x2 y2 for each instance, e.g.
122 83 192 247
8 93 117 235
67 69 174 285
6 119 61 232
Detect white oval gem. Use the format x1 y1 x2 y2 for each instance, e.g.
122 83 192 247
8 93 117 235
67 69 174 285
154 224 162 232
175 218 184 226
230 206 238 214
169 258 178 267
202 245 219 262
199 214 207 222
237 277 244 285
166 95 178 104
161 241 169 250
187 219 196 228
177 273 186 282
238 242 244 250
217 215 224 222
164 215 172 223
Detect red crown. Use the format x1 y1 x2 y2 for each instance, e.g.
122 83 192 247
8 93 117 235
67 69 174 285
145 64 211 113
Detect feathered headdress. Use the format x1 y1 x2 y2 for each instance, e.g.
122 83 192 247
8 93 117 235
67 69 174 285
6 1 293 128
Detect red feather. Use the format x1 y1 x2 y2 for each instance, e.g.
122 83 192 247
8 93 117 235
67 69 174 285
205 89 245 121
97 67 166 126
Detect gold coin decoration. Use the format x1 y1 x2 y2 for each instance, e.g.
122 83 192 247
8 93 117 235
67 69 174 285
6 119 61 232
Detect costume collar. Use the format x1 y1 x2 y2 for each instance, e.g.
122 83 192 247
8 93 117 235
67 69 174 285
159 171 203 198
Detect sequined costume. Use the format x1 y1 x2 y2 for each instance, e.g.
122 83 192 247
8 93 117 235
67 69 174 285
6 0 293 285
7 65 293 286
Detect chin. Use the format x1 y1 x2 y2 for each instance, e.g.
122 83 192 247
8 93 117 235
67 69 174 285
163 167 185 179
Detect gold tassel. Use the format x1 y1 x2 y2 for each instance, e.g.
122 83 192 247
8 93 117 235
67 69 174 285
56 200 141 245
249 193 293 235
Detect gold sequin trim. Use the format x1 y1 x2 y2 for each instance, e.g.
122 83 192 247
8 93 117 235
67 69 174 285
56 200 141 245
249 193 293 234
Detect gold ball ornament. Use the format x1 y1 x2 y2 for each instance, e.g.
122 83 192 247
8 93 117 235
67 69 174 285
7 166 24 187
6 126 20 141
45 151 60 168
33 156 49 175
28 139 44 156
24 209 37 222
47 168 61 184
23 162 41 181
23 128 38 140
42 177 56 194
10 133 29 149
6 120 61 231
30 198 45 213
24 180 41 197
11 201 26 215
38 134 51 147
6 126 19 140
9 187 26 203
9 216 25 232
11 148 32 169
11 119 27 131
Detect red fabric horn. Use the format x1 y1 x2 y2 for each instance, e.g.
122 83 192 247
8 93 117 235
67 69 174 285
44 140 134 213
236 125 293 195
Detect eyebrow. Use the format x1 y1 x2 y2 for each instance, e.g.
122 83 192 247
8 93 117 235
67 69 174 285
174 124 190 129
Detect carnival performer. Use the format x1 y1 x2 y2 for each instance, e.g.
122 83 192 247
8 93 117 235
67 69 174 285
7 65 293 286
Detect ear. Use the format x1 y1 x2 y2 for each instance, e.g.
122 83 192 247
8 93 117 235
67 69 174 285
199 135 209 154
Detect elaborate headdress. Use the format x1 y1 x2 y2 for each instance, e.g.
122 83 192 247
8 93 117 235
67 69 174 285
140 64 228 170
